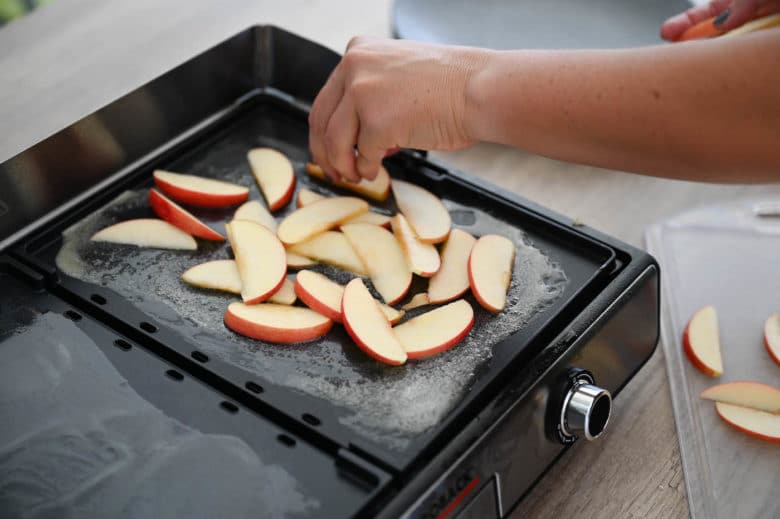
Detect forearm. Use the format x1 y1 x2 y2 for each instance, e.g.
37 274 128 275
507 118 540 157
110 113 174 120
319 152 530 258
466 31 780 183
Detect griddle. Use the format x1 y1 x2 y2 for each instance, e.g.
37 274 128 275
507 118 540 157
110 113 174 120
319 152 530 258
0 26 660 518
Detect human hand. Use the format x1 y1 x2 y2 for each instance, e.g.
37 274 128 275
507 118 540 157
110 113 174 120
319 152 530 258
308 36 488 182
660 0 780 41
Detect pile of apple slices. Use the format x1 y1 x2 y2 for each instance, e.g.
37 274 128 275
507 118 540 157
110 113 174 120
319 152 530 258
88 150 520 366
683 306 780 443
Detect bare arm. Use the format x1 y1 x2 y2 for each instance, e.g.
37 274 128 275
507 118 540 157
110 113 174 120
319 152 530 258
308 32 780 184
467 31 780 183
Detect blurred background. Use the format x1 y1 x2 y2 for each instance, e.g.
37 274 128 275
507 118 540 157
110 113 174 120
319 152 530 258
0 0 54 26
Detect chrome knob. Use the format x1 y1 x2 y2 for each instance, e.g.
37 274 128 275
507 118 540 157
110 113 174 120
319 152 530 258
559 377 612 441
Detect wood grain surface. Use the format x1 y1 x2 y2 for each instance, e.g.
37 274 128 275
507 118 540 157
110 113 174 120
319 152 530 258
2 1 777 517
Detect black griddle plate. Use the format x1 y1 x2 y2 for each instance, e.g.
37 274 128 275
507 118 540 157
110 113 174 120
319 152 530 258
12 93 616 474
0 257 389 518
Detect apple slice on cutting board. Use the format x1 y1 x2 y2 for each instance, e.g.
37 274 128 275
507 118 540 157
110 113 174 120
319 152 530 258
715 402 780 443
765 313 780 367
224 302 332 343
233 200 277 232
702 381 780 414
247 148 296 211
294 270 403 324
277 196 368 245
181 260 296 305
469 234 515 313
306 162 390 202
683 305 723 377
394 300 474 359
342 223 412 305
297 187 392 228
391 179 451 244
428 229 476 304
342 278 407 365
392 214 440 277
91 219 197 250
225 220 287 304
288 231 367 275
148 189 224 241
153 170 248 208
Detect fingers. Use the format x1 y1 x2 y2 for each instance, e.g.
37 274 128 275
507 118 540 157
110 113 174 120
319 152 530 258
660 0 731 41
309 65 346 181
355 126 386 181
717 0 763 30
324 97 360 182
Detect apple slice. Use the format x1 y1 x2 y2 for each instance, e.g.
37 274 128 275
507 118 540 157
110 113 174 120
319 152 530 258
286 251 317 269
269 277 297 305
225 302 332 344
715 402 780 443
296 188 325 208
225 220 286 304
247 148 296 211
182 259 242 294
342 278 407 365
468 234 516 312
402 293 430 311
306 162 390 202
380 304 405 325
288 231 367 275
391 179 451 244
294 270 345 323
394 300 474 359
233 200 277 232
683 305 723 377
148 189 224 241
428 229 476 304
701 381 780 414
294 270 404 324
277 197 368 245
153 170 248 208
297 187 392 228
765 313 780 368
392 213 440 277
91 219 196 250
342 223 412 305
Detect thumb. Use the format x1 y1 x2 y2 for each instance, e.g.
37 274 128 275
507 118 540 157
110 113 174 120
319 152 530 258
714 0 762 30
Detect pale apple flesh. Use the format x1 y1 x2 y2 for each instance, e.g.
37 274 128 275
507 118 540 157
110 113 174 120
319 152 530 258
297 187 393 228
233 200 277 232
182 260 242 294
715 401 780 443
286 252 317 269
224 302 332 344
468 234 515 313
391 179 451 244
764 313 780 367
428 229 476 304
391 213 441 277
277 196 369 245
296 188 325 208
394 300 474 359
91 219 197 250
288 231 367 275
342 223 412 305
402 293 430 311
225 220 287 304
148 189 224 241
153 170 248 208
701 381 780 414
342 278 407 365
294 269 405 325
683 305 723 377
247 148 296 211
269 278 297 305
306 162 391 202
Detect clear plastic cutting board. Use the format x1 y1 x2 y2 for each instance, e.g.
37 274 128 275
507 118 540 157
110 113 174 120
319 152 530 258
645 199 780 519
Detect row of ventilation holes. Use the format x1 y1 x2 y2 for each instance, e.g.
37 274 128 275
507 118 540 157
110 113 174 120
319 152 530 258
66 297 321 447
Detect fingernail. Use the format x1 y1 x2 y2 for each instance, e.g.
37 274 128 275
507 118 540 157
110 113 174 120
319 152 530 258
714 9 730 26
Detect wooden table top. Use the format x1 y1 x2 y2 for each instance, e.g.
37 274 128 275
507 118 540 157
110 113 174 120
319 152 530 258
1 1 776 517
